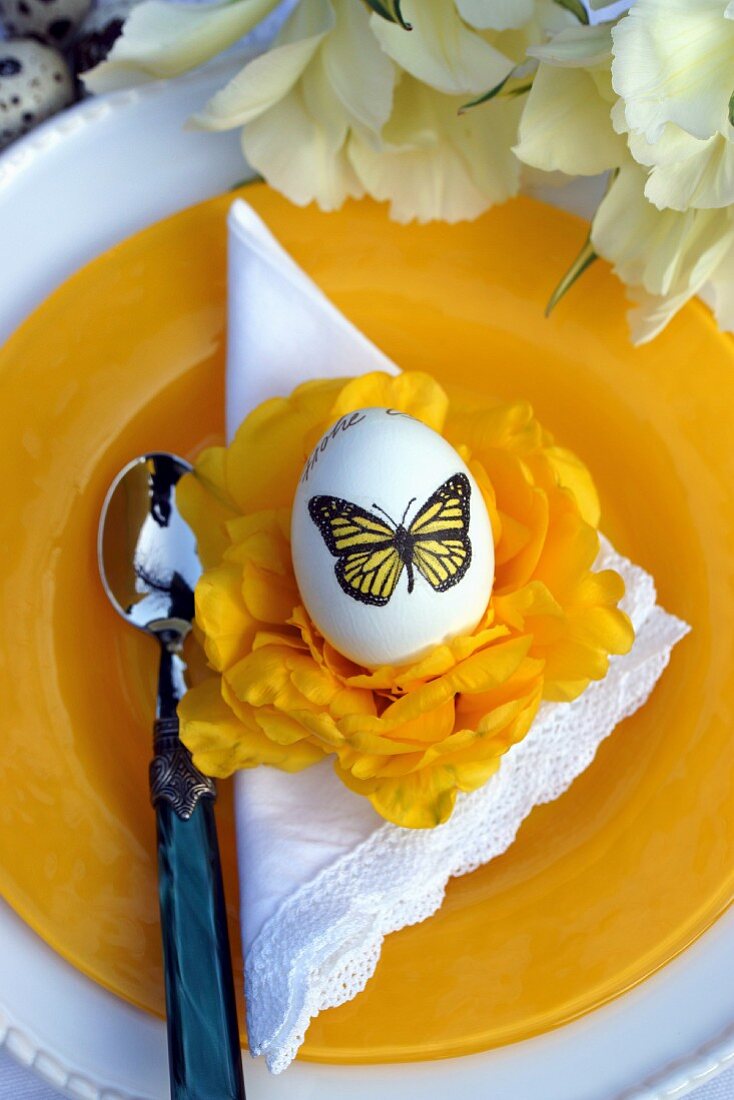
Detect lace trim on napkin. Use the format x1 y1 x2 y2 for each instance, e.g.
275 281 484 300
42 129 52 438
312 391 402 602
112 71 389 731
245 540 690 1073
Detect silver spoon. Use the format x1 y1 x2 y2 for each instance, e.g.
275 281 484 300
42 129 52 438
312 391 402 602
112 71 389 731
98 452 246 1100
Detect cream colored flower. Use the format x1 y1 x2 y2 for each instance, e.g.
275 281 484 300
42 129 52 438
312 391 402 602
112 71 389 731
515 18 734 342
83 0 281 91
592 163 734 341
612 0 734 144
371 1 517 97
193 0 395 210
455 0 536 31
610 0 734 212
514 25 627 175
371 0 573 98
353 0 573 222
86 0 576 221
349 75 523 223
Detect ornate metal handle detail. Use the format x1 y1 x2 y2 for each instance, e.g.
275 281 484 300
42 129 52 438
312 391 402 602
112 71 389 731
150 716 216 820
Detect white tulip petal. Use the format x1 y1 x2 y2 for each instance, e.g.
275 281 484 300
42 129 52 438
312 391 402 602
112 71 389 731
591 163 734 297
242 89 363 210
349 78 520 223
191 29 330 129
589 66 617 106
514 63 625 175
490 0 573 64
627 245 732 343
323 0 395 134
610 97 627 135
371 0 514 96
529 24 612 67
615 95 734 213
592 160 734 343
455 0 535 31
83 0 280 91
301 49 349 151
642 131 734 211
627 122 710 170
612 0 734 142
626 285 695 345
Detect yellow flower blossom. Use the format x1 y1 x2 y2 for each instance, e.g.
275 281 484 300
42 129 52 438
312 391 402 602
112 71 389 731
178 371 633 828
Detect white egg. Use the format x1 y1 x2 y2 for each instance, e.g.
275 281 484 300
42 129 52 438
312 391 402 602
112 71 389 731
291 407 494 668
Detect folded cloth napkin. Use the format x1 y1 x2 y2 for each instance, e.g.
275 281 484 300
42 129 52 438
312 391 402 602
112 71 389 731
226 198 690 1074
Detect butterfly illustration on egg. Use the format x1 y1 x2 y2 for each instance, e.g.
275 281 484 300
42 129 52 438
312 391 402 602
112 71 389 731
308 473 472 607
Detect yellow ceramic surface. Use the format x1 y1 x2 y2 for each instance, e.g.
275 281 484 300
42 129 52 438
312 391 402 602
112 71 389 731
0 185 732 1064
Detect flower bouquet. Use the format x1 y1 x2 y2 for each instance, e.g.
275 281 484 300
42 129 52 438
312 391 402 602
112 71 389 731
84 0 734 344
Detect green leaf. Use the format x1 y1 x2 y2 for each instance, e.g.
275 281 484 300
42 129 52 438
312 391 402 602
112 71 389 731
546 234 597 317
553 0 590 24
460 72 513 113
729 88 734 128
460 74 531 114
363 0 411 30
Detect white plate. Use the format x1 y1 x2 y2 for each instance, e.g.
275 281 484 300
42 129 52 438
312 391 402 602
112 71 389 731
1 57 734 1100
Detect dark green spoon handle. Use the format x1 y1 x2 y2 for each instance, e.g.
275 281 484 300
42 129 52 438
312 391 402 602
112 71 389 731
152 715 246 1100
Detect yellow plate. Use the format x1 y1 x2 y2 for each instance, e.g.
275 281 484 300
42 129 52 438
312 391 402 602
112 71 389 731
1 185 732 1064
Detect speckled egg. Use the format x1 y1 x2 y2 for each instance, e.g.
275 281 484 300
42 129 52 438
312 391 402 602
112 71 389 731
0 0 91 49
0 39 74 150
72 0 137 75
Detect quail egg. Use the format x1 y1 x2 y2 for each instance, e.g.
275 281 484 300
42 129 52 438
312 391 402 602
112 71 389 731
0 39 74 150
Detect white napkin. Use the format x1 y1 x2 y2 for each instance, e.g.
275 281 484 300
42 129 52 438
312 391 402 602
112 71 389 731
225 198 690 1074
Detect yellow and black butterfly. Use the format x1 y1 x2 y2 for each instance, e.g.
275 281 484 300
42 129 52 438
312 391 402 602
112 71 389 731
308 473 472 607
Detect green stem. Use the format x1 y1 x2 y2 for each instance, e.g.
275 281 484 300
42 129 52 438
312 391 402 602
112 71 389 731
546 235 597 317
460 75 532 114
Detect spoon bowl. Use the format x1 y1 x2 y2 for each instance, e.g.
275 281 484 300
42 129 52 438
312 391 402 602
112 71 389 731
98 452 200 638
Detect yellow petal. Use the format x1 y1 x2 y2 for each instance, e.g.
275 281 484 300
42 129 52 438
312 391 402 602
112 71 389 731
224 509 293 574
542 446 601 528
566 605 635 656
330 370 449 433
178 678 321 777
177 452 239 571
225 378 344 512
446 397 541 455
241 559 300 624
253 706 316 747
195 562 256 671
225 648 293 707
336 759 459 828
